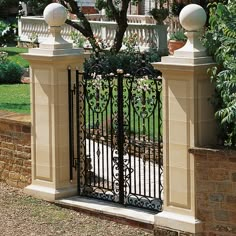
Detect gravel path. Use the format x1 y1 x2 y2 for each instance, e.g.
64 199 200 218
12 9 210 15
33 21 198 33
0 182 153 236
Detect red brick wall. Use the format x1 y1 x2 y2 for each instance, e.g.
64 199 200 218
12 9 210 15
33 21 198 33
81 6 98 14
0 112 31 188
190 148 236 236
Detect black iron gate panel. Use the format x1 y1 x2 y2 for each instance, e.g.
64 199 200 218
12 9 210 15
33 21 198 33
68 60 163 212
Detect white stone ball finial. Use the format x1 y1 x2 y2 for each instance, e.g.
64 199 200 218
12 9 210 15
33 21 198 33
173 4 208 58
43 3 67 27
179 4 206 31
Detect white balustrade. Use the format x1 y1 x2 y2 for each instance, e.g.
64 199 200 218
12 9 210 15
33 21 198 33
18 15 180 50
85 14 156 23
165 16 183 38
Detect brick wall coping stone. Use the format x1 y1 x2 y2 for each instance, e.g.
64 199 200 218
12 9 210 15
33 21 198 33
0 110 30 125
189 147 236 159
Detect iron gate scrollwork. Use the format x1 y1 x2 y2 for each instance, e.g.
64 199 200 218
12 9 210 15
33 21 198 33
68 57 163 211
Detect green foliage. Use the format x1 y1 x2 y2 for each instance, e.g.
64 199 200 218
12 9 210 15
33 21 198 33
169 30 187 41
0 20 17 46
0 51 8 63
149 8 169 24
84 48 161 76
149 0 170 24
0 84 30 114
95 0 118 20
70 31 86 48
95 0 107 10
123 33 138 53
0 61 24 84
204 2 236 146
22 0 52 15
0 0 18 7
171 0 185 16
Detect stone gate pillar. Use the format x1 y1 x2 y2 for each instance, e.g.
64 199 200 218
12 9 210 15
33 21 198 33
152 4 216 235
22 3 85 201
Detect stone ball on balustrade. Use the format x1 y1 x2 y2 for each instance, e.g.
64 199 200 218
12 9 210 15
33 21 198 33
179 4 207 31
43 3 67 27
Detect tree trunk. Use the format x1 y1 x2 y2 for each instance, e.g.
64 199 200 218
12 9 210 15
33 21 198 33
108 0 130 53
111 18 128 53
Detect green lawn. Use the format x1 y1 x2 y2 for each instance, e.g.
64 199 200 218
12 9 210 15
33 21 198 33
0 84 30 114
0 47 29 68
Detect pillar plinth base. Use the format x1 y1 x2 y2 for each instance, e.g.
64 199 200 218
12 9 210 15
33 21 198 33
154 211 203 235
24 184 77 202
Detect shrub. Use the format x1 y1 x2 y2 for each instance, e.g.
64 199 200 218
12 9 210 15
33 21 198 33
0 20 17 46
0 51 8 62
204 1 236 146
0 61 24 84
23 0 52 16
70 31 86 48
84 49 161 76
169 30 187 41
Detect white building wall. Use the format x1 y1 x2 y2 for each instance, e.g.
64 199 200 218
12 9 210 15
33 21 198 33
76 0 95 7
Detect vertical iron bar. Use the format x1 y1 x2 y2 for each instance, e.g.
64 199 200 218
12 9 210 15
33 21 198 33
96 111 100 187
106 78 110 189
133 96 137 194
87 80 91 186
102 111 105 188
142 91 146 196
143 120 146 196
117 70 124 204
128 78 132 196
76 69 81 194
158 86 162 200
106 103 109 189
95 89 100 187
148 117 151 197
138 116 141 195
68 67 73 181
153 91 156 198
110 79 114 191
92 107 96 186
84 74 88 187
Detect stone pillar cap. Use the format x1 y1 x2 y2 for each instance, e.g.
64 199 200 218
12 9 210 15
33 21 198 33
162 4 213 63
179 4 207 31
43 3 67 27
27 2 84 55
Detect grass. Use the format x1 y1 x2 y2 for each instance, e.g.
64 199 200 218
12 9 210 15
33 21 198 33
0 47 29 68
0 47 30 114
0 84 30 114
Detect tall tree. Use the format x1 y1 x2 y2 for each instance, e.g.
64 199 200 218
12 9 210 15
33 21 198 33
59 0 130 53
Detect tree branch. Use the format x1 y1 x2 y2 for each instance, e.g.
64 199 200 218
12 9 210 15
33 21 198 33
65 19 90 37
107 0 119 21
59 0 100 51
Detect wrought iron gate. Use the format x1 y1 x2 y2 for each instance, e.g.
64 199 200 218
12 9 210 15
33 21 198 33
68 58 163 212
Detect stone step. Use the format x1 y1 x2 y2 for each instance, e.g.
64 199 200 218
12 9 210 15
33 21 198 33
55 196 156 230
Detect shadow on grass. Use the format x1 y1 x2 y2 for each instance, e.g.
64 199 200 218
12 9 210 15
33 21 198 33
2 51 19 57
0 48 28 56
0 103 30 114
